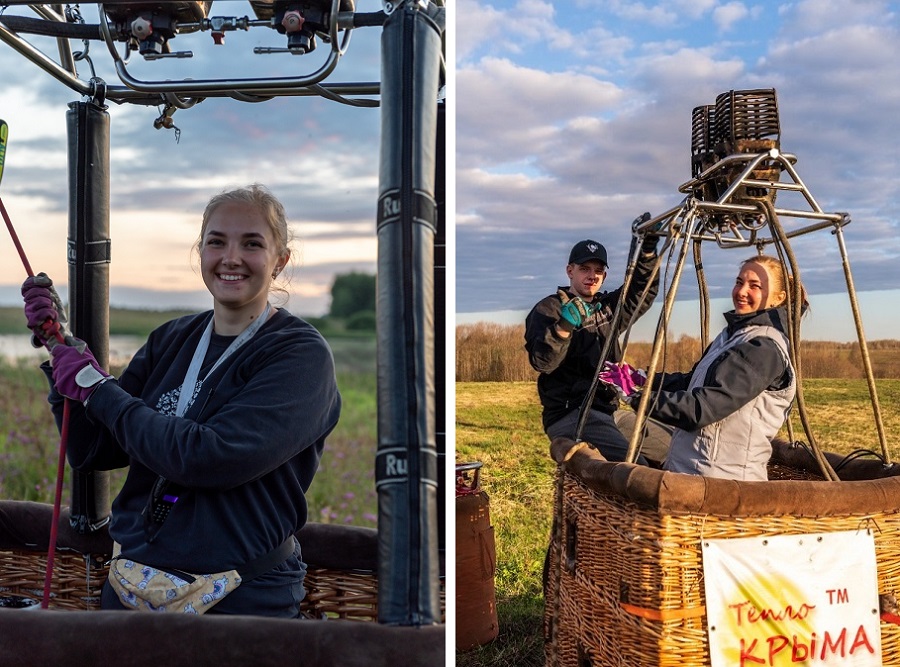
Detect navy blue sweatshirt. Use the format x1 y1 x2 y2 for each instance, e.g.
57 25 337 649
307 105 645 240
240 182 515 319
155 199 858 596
46 308 341 616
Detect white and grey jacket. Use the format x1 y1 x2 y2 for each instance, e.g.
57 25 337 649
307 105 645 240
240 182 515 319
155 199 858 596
651 306 796 481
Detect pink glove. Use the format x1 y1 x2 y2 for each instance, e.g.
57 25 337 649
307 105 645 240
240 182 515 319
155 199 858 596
598 361 646 401
50 340 113 403
22 273 65 347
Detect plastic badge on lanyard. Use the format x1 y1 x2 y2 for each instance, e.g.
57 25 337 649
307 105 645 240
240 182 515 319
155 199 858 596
143 304 273 537
175 303 271 417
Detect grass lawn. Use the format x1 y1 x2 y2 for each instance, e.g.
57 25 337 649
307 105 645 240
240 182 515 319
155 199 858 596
455 379 900 666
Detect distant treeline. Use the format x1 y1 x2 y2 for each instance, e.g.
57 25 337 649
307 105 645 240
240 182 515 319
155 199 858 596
0 305 374 339
457 322 900 382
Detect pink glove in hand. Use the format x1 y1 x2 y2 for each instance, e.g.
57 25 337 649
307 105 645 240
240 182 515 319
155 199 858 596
22 273 64 347
598 361 647 401
51 340 113 403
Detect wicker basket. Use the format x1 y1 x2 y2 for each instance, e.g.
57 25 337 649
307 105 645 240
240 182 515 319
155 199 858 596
0 548 106 611
544 438 900 667
0 500 401 620
302 566 380 621
0 549 380 619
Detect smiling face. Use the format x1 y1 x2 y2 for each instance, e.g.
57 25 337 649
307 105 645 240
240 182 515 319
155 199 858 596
200 201 289 328
566 260 607 299
732 260 786 314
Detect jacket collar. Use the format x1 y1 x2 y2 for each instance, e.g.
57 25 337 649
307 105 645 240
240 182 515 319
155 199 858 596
723 305 791 336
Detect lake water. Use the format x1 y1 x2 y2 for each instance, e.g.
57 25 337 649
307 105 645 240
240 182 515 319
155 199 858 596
1 335 377 375
0 334 144 365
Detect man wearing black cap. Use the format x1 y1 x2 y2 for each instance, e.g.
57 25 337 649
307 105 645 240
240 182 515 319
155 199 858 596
524 228 662 463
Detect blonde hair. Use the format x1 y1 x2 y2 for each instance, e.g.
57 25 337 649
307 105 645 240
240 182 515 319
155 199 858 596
740 254 808 310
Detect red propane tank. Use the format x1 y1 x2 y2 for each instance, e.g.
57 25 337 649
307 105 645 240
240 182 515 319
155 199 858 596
455 461 499 651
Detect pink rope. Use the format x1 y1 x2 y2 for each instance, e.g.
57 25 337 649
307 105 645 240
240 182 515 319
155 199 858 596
42 400 70 609
1 195 71 610
0 196 33 276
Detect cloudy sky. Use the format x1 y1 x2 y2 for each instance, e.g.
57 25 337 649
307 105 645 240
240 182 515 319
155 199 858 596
455 0 900 341
2 2 898 341
0 1 384 315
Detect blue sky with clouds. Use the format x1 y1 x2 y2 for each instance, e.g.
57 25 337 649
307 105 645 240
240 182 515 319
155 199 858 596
1 2 898 340
455 0 900 341
0 1 384 314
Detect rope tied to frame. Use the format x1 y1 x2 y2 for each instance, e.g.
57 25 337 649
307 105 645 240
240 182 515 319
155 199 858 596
1 194 73 609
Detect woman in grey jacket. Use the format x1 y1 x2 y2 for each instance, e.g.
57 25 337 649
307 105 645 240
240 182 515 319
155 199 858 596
602 254 804 481
23 184 341 617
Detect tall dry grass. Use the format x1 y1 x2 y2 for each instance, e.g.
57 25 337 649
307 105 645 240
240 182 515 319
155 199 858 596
456 322 900 382
456 323 536 382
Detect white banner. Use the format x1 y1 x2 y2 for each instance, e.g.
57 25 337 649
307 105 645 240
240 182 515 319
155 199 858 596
702 530 882 666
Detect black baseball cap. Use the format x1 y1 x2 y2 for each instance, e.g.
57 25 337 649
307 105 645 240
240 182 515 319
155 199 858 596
568 239 608 267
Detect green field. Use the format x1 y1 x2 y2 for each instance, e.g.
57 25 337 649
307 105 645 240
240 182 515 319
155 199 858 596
455 379 900 667
0 305 199 337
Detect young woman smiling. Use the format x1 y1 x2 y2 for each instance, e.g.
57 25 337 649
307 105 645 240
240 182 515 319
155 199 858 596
22 184 341 617
602 254 807 481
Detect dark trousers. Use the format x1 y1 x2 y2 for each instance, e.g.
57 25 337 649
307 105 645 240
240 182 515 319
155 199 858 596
546 408 672 465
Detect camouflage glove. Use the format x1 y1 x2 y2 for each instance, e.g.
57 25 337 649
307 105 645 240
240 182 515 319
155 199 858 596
557 293 593 333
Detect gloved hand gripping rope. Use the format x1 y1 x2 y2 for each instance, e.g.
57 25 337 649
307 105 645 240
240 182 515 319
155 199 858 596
22 274 113 401
1 143 111 608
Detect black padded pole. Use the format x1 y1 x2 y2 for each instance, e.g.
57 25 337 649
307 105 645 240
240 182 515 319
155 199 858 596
65 101 111 533
434 101 446 569
374 1 443 625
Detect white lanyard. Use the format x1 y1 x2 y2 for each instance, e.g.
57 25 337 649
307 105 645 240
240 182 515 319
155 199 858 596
175 303 272 417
